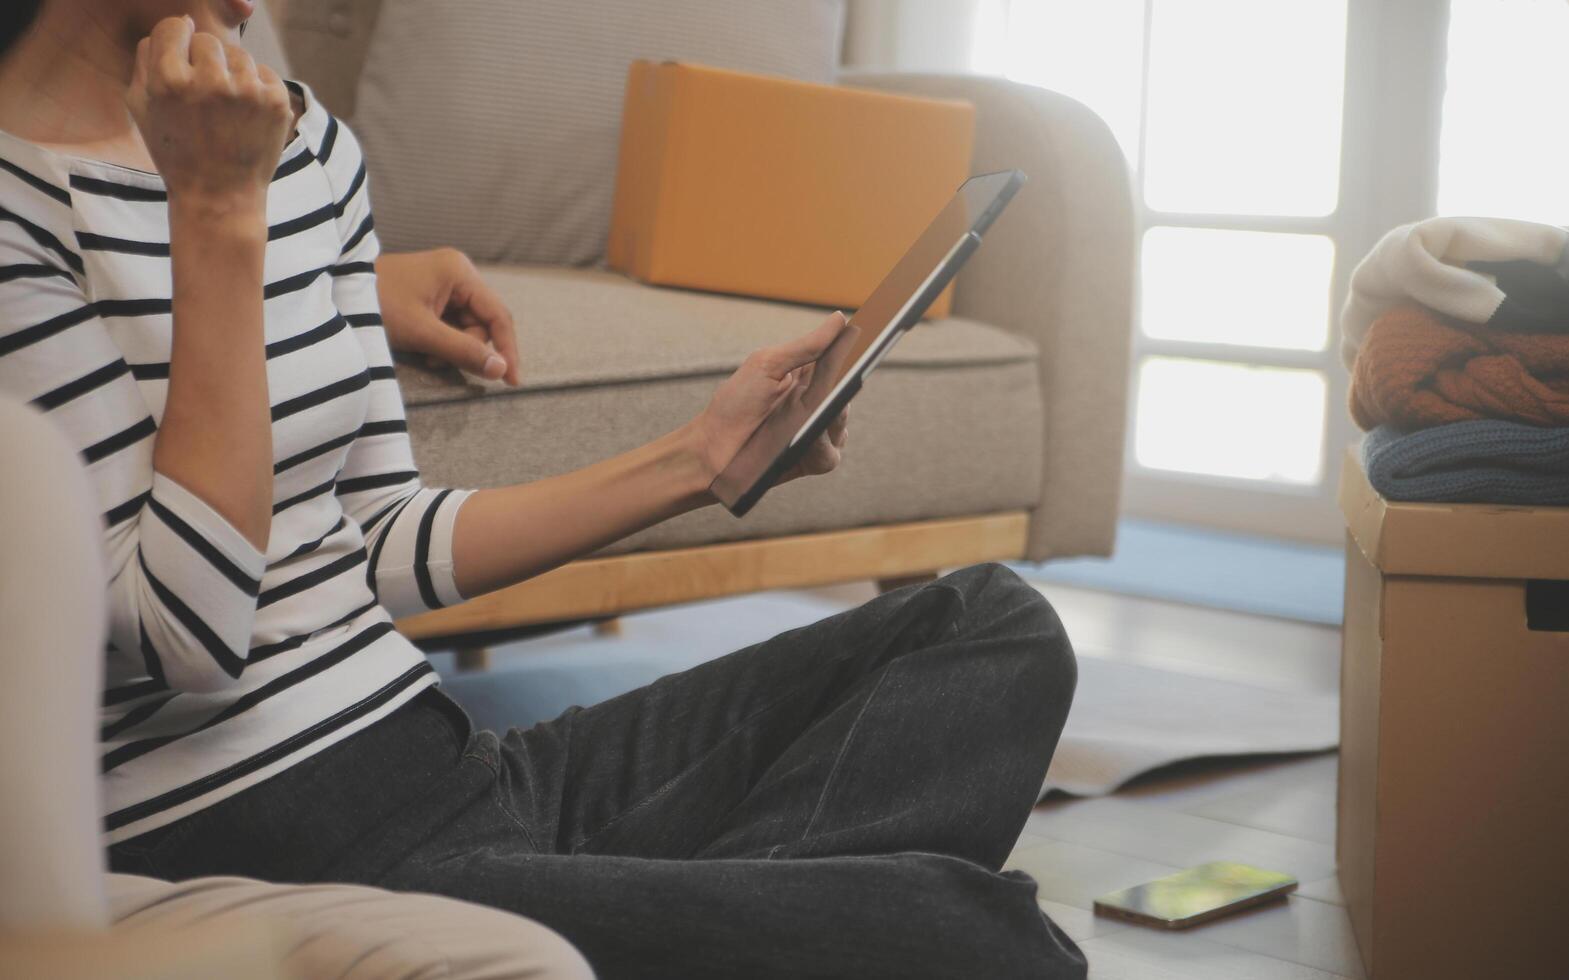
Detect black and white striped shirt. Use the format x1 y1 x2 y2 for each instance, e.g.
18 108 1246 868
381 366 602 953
0 84 471 843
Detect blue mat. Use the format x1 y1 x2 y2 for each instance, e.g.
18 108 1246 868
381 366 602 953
1017 519 1343 625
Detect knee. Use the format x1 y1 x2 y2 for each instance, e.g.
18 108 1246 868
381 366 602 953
943 563 1076 708
940 562 1042 615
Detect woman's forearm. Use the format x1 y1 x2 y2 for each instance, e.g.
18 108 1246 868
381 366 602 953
151 198 273 549
451 423 715 599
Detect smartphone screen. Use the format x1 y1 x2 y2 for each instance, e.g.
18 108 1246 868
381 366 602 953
1093 861 1298 929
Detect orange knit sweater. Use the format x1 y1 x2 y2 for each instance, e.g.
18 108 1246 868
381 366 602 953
1350 306 1569 430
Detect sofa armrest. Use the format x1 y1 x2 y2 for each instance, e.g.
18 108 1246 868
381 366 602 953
840 72 1135 561
0 921 288 980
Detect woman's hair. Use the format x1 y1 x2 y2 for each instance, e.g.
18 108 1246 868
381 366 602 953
1 1 44 58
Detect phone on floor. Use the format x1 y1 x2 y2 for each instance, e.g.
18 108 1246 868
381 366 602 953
1092 861 1297 930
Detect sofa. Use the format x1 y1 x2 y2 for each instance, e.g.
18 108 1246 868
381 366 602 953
263 0 1136 657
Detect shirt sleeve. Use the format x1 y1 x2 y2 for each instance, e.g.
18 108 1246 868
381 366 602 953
0 226 266 695
319 115 473 617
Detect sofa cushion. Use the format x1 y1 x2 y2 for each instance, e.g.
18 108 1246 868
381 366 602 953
400 267 1044 555
351 0 845 268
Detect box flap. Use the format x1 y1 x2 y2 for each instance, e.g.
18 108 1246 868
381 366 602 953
1340 450 1569 580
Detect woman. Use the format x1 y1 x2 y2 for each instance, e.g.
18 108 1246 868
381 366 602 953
0 2 1084 977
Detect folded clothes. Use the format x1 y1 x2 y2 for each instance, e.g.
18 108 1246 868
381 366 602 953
1340 216 1569 369
1363 421 1569 505
1350 306 1569 430
1466 258 1569 333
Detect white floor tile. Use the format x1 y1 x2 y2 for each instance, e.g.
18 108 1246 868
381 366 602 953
1081 926 1354 980
1004 838 1182 912
1037 897 1128 944
1041 584 1340 696
1027 797 1338 885
1294 875 1345 907
1192 896 1366 979
1185 783 1338 844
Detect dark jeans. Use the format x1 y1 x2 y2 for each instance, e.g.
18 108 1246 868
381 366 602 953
111 563 1085 979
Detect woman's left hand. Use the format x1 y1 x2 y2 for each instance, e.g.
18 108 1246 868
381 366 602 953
688 312 852 490
375 248 521 386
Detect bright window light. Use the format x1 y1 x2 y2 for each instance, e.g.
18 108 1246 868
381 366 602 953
981 0 1147 165
1438 0 1569 223
1143 0 1347 216
1134 357 1326 484
1142 228 1334 351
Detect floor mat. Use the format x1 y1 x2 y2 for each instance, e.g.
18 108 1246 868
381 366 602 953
1044 656 1339 797
1016 518 1344 626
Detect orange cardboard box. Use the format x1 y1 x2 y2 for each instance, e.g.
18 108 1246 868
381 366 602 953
1337 453 1569 980
608 61 975 316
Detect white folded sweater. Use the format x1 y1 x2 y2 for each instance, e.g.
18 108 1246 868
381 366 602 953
1340 216 1569 369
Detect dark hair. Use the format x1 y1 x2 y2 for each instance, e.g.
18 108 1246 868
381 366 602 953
1 0 44 58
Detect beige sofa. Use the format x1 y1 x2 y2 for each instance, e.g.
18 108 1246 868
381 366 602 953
265 2 1135 651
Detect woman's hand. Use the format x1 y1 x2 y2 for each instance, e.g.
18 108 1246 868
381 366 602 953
687 312 852 489
125 16 292 218
376 249 521 385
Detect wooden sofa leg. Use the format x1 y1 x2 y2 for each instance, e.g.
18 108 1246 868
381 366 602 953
593 618 623 637
877 572 938 594
454 646 492 672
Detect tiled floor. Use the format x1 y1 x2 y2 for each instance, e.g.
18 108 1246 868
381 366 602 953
1006 582 1357 979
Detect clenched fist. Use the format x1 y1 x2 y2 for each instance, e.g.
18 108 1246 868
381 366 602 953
125 15 293 214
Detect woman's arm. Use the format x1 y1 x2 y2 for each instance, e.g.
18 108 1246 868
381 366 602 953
0 22 293 694
131 17 294 549
323 114 848 610
450 316 849 599
450 427 710 599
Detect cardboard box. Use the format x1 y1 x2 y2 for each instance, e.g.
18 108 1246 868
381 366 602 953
1338 453 1569 980
608 61 975 315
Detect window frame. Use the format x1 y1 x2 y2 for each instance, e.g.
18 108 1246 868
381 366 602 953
1117 0 1452 544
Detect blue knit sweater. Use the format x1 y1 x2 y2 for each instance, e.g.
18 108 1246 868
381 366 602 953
1363 421 1569 505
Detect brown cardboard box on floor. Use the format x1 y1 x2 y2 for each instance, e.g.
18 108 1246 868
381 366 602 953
608 61 975 315
1338 453 1569 980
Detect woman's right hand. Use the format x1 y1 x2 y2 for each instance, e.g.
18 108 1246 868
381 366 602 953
125 16 293 216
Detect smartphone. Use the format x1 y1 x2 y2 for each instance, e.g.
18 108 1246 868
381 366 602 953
1092 861 1298 929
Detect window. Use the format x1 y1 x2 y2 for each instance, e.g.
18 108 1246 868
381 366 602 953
973 0 1356 541
1438 1 1569 224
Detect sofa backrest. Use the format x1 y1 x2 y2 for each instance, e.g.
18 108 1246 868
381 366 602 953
274 0 386 119
280 0 846 268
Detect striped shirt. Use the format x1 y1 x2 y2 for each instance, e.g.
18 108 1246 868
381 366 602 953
0 84 472 843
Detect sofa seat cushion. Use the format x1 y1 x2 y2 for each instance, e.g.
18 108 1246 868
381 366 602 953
400 266 1044 556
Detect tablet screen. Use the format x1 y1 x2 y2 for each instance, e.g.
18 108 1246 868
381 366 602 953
710 170 1024 514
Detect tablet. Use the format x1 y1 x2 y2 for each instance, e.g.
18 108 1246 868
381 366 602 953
710 169 1026 517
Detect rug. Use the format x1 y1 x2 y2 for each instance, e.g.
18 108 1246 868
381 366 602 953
1043 656 1339 797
